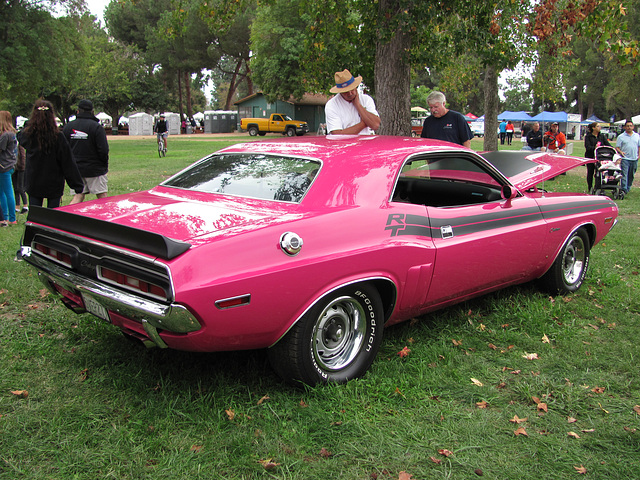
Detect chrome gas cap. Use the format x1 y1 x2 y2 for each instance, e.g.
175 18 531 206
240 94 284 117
280 232 303 256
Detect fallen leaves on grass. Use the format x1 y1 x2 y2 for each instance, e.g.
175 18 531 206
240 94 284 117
319 447 332 458
488 343 498 350
633 405 640 414
258 459 280 470
79 368 89 381
438 449 453 457
257 395 270 405
398 472 413 480
509 415 527 424
541 334 550 343
567 431 581 439
471 378 484 387
514 426 528 436
190 444 203 453
574 465 587 474
532 396 548 413
522 352 539 360
476 401 488 409
591 386 605 394
11 390 28 398
225 409 235 421
452 339 462 347
568 416 577 423
397 346 411 357
429 456 442 465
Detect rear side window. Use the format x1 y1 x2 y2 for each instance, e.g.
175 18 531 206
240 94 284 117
163 153 321 203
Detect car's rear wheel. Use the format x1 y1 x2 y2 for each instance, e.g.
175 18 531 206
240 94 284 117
540 228 590 294
268 284 384 386
248 126 258 136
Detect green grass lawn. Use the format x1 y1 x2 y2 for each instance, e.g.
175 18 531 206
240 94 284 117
1 135 638 479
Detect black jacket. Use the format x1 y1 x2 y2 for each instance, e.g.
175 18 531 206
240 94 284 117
584 132 611 159
18 131 84 198
63 112 109 177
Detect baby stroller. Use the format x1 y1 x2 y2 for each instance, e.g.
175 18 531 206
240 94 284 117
593 146 624 200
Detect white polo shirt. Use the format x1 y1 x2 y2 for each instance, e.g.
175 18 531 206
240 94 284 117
325 93 378 135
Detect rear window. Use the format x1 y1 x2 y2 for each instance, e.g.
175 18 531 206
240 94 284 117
162 153 321 203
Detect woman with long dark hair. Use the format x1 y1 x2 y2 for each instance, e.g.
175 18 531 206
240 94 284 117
18 99 84 208
584 122 611 193
0 110 18 226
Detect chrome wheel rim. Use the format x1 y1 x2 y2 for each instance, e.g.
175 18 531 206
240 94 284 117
312 296 366 372
562 235 586 285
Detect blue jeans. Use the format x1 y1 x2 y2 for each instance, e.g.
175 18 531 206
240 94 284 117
0 169 16 222
621 158 638 193
522 146 541 151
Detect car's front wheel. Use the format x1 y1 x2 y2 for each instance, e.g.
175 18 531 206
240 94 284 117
268 284 384 386
286 127 296 137
248 126 259 136
540 228 590 294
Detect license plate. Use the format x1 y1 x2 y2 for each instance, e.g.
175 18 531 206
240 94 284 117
82 293 110 322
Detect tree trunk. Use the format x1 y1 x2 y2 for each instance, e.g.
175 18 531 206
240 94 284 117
184 70 192 119
225 59 243 110
177 69 184 121
374 0 411 136
483 65 499 152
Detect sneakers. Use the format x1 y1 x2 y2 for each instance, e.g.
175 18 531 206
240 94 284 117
20 207 28 214
0 221 7 227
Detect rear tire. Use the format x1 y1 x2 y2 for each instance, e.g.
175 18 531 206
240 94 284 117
539 228 590 294
248 126 259 136
268 284 384 386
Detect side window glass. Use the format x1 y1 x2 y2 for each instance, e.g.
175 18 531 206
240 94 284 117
392 155 503 207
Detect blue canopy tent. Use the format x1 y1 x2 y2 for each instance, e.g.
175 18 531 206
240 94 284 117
530 111 568 123
498 111 532 121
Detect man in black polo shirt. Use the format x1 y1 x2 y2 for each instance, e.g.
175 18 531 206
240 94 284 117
420 91 473 148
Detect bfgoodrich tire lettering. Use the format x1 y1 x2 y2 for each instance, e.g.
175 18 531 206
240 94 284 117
268 284 384 386
540 227 590 294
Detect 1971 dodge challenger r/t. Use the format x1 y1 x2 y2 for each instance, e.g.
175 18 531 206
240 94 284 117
21 136 618 385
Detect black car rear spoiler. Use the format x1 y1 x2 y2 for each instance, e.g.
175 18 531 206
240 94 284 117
24 206 191 260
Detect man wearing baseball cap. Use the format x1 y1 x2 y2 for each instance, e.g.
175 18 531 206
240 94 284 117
63 99 110 202
325 69 380 135
541 122 567 154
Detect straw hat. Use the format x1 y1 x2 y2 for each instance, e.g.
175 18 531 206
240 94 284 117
330 69 363 94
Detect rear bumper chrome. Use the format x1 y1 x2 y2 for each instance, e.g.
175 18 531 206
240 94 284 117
22 247 201 338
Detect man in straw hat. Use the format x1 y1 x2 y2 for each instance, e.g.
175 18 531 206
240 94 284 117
325 69 380 135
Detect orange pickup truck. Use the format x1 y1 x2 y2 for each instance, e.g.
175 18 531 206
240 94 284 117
240 114 309 137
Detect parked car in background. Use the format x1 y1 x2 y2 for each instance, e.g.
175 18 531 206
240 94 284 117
411 117 427 137
21 137 618 386
470 120 485 137
240 113 309 137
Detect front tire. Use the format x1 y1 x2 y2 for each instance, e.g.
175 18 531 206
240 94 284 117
540 228 590 294
286 127 296 137
268 284 384 386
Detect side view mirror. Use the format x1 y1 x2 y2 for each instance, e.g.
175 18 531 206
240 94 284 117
501 185 518 200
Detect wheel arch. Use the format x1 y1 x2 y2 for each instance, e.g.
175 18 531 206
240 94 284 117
269 276 397 348
539 222 594 279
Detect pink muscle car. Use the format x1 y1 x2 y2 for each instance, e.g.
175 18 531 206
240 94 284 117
21 136 618 385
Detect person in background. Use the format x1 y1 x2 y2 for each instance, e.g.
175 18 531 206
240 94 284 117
63 99 110 202
421 91 473 148
325 69 380 135
615 119 640 195
0 110 18 225
13 143 28 214
522 122 543 151
155 114 169 150
17 99 84 208
541 122 567 154
506 121 515 145
499 119 507 145
584 122 611 193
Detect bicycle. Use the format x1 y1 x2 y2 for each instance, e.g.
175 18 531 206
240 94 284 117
157 133 167 157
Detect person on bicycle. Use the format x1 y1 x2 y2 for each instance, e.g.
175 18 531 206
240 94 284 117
154 114 168 151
